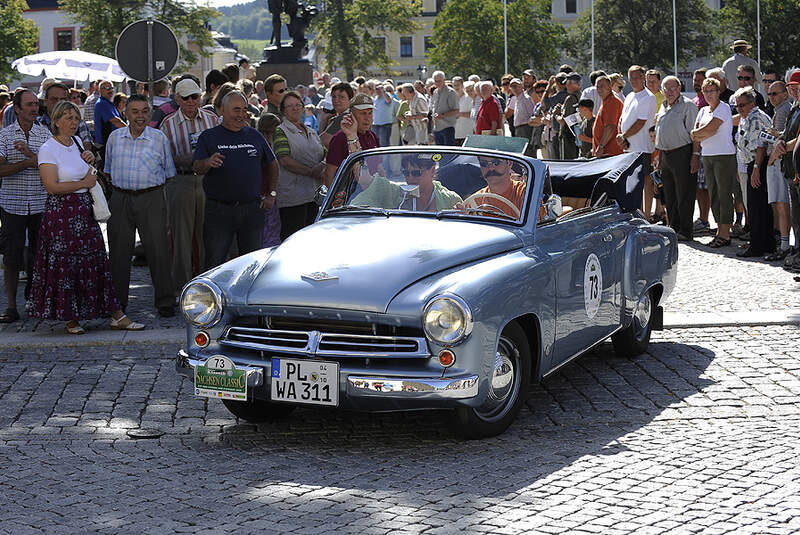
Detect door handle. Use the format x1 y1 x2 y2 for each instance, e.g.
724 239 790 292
603 234 613 242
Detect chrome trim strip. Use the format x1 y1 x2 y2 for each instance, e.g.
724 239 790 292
220 327 430 358
542 325 623 379
176 349 264 387
347 374 479 399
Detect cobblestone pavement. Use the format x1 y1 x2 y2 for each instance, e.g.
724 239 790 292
1 237 798 336
2 326 799 534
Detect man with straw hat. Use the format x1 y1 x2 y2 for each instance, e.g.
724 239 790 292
723 40 762 96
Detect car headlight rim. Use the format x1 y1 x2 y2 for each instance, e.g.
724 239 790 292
180 279 223 327
423 294 473 346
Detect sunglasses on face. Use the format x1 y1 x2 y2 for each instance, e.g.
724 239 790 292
403 168 424 177
183 94 200 100
764 79 777 84
276 88 286 93
478 158 503 167
737 76 753 81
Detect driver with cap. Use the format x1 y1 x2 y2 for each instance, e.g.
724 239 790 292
351 153 462 211
464 156 527 218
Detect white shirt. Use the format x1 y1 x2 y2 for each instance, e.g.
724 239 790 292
620 88 657 153
37 137 91 193
695 104 736 156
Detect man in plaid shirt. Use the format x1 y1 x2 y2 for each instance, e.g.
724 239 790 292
0 90 51 323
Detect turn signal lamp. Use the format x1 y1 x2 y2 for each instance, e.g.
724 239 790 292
194 331 210 347
438 349 455 368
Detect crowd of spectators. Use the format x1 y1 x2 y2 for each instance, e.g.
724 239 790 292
1 42 799 331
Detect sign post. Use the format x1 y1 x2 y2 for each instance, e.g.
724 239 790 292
115 19 179 106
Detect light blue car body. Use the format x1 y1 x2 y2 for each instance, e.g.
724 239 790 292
176 147 678 414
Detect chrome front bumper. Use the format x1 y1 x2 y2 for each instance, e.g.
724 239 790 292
176 350 478 401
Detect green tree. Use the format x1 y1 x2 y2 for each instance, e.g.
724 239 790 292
0 0 39 82
428 0 564 81
566 0 712 74
313 0 422 80
58 0 219 73
713 0 800 73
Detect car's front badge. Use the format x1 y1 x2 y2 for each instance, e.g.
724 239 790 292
301 271 339 282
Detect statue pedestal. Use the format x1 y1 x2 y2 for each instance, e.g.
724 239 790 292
256 44 313 87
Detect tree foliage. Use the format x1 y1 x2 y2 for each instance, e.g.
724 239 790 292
428 0 564 81
0 0 39 82
713 0 800 74
565 0 712 74
313 0 422 80
213 1 273 41
58 0 219 73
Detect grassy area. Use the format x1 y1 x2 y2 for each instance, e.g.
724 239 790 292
232 39 269 62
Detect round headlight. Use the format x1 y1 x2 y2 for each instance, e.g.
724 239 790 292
423 294 473 345
180 280 223 327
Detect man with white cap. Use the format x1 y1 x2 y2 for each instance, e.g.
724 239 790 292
160 78 219 292
723 40 762 96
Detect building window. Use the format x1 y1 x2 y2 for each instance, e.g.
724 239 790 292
565 0 577 13
400 36 413 58
436 0 447 12
54 28 74 51
372 36 386 55
424 36 434 54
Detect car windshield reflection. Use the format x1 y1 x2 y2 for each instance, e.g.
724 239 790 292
322 150 532 223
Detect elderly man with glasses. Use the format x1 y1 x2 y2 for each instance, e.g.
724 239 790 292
762 81 793 260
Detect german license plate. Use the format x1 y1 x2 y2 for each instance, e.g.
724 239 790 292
194 355 248 401
270 358 339 406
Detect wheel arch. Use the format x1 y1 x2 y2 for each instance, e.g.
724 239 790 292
504 313 542 382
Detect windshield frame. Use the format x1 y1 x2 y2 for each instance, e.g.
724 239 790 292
319 146 542 228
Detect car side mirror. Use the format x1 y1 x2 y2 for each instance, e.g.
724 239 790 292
314 185 328 206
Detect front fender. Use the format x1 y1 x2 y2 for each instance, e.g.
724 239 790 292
387 247 556 406
621 223 677 327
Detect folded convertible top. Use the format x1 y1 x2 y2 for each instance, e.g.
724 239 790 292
544 152 648 212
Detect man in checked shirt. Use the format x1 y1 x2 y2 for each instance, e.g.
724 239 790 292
0 90 52 323
160 78 219 294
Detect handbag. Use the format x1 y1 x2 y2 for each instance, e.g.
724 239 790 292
72 136 111 221
73 136 112 199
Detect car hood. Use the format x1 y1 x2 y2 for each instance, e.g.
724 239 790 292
246 216 523 312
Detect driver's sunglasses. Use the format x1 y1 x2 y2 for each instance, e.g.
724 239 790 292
403 168 424 177
478 158 503 167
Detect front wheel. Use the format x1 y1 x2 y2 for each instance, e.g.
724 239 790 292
612 290 654 358
222 398 296 423
451 322 531 439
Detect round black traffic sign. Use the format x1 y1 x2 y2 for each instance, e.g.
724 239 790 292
115 19 179 82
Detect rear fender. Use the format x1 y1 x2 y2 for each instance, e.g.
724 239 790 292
621 224 677 329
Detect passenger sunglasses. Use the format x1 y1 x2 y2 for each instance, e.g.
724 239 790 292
737 76 753 81
478 158 503 167
403 168 424 177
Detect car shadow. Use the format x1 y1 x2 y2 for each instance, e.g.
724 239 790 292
200 339 716 499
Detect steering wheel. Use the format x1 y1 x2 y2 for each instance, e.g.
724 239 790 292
462 192 521 219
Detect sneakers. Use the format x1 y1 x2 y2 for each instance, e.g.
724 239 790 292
730 223 745 238
693 218 712 235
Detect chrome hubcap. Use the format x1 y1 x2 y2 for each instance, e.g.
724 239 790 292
476 336 519 420
634 293 652 335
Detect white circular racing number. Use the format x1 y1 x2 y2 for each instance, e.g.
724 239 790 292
583 253 603 319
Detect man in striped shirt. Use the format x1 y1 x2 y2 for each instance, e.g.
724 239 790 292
160 78 219 293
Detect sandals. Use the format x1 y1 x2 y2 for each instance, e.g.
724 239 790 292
0 308 20 323
110 314 145 331
706 236 731 248
66 321 86 335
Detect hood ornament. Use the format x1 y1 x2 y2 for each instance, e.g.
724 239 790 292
301 271 338 282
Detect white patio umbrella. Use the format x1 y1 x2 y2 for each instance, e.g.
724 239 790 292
11 50 126 83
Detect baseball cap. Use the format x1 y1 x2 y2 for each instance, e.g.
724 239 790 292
509 78 522 86
787 71 800 86
175 78 202 97
522 69 536 78
566 72 582 82
555 72 568 83
349 93 374 111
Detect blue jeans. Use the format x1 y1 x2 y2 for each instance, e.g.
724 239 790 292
203 198 265 270
372 124 392 147
434 127 456 146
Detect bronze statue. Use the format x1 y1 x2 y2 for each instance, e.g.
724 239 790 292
268 0 318 49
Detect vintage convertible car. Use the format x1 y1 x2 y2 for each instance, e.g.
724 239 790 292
176 148 677 438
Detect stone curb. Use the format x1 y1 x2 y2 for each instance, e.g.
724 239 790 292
1 310 799 349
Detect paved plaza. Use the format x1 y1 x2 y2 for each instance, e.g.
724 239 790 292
1 241 799 534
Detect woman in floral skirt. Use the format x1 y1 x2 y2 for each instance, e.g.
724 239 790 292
30 100 144 334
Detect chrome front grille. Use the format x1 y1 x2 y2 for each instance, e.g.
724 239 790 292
221 326 429 358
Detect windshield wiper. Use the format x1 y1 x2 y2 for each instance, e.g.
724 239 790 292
436 208 517 221
325 205 390 217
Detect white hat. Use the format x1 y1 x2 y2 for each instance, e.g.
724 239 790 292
175 78 202 98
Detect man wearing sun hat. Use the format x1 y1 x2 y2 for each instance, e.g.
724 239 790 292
325 94 380 186
723 40 762 96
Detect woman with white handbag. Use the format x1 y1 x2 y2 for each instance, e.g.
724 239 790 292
29 100 143 334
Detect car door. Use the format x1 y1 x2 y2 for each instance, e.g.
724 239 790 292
541 207 624 369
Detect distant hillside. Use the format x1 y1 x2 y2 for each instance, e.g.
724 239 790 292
213 1 275 41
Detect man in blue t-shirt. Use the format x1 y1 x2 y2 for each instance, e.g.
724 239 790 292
193 90 278 270
94 80 125 145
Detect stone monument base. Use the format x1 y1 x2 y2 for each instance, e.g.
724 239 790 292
255 61 313 88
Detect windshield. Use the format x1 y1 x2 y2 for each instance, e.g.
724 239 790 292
322 150 534 223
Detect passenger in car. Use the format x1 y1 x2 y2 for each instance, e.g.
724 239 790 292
351 153 462 211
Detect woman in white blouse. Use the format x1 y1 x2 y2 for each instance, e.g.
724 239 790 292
30 101 143 334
